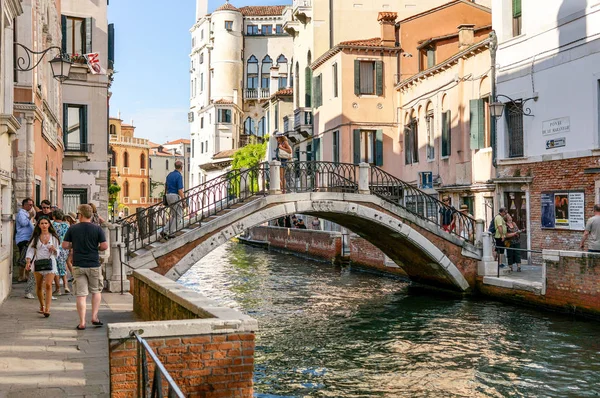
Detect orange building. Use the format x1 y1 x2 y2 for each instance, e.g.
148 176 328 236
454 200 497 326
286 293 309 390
109 117 151 217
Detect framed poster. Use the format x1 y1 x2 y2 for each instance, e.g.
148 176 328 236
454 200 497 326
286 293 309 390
540 191 585 231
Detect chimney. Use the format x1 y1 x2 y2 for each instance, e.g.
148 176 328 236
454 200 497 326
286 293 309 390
378 12 398 48
458 24 475 49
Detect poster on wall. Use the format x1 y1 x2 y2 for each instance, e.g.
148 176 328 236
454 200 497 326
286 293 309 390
541 191 585 231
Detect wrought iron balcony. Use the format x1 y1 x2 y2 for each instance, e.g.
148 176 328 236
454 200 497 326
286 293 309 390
64 142 93 153
294 107 313 138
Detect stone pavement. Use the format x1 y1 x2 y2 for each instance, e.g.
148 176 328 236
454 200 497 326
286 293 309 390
482 265 545 293
0 283 135 398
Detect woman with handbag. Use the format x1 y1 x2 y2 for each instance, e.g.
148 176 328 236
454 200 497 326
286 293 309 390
275 133 292 193
25 216 60 317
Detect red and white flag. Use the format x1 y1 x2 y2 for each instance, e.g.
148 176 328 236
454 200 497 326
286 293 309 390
84 53 106 75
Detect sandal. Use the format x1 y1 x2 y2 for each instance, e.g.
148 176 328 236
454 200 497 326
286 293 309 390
91 319 104 327
76 325 86 330
38 306 45 314
64 288 71 294
517 266 522 272
43 312 50 318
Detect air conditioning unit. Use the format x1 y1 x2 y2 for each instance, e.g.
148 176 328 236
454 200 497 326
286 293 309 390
418 171 433 189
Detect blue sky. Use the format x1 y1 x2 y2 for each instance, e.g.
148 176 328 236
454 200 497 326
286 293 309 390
108 0 291 144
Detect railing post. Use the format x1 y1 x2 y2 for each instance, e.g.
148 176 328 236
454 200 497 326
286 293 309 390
475 219 484 247
269 160 281 194
358 162 370 194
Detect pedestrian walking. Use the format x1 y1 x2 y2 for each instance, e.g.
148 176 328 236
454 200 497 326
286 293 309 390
25 216 60 317
580 204 600 253
162 160 186 239
62 204 108 330
494 207 508 266
52 209 71 295
504 213 524 272
15 198 34 286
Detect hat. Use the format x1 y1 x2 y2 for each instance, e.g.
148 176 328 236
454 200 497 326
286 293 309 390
460 204 469 211
274 130 283 137
67 212 78 220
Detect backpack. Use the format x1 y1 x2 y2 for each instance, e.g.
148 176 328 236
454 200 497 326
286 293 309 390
488 218 496 235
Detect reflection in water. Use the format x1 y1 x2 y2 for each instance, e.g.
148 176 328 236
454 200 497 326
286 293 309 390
180 242 600 397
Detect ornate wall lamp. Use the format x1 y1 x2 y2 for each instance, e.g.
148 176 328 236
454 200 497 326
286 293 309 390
14 43 72 82
489 94 539 118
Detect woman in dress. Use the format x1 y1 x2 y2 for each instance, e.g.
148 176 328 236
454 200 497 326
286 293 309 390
275 134 292 193
25 216 60 317
52 209 71 295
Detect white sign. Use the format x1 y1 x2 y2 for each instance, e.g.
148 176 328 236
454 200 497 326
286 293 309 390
84 53 106 75
568 192 585 230
542 117 570 136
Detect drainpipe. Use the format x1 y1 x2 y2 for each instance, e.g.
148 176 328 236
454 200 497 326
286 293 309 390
489 31 498 172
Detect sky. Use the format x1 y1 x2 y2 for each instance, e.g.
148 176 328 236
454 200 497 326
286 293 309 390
108 0 291 144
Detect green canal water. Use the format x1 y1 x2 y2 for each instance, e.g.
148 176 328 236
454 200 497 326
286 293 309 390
179 241 600 397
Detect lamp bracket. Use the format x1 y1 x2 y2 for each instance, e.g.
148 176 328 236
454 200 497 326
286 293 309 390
496 94 538 117
15 43 65 72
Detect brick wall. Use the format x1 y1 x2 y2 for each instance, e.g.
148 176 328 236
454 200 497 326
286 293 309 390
498 155 600 263
249 226 341 262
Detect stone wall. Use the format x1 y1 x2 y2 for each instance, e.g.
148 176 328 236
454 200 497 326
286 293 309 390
108 270 257 397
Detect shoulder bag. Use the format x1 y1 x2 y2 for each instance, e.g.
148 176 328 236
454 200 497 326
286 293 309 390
278 147 292 160
162 178 169 206
32 239 53 272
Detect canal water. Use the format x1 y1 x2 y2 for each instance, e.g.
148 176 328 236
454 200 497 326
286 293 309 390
179 241 600 397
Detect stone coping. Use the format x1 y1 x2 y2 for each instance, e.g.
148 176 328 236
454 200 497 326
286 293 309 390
107 269 257 340
543 249 600 261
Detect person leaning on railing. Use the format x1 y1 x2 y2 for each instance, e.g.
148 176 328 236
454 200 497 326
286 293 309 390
161 160 186 240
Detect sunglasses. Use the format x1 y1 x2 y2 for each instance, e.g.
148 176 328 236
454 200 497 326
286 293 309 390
42 206 51 209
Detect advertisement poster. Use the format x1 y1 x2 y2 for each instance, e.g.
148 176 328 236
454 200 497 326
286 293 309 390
541 191 585 231
541 193 555 228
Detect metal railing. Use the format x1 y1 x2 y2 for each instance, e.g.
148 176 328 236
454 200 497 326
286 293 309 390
282 161 358 193
369 167 476 244
130 331 185 398
494 241 543 277
65 142 93 152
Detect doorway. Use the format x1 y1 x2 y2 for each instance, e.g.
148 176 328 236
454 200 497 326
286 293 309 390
504 192 528 253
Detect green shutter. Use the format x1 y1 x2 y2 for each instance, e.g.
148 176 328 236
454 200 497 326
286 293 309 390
512 0 521 18
318 75 323 107
108 23 115 69
81 106 88 144
404 127 410 164
427 49 435 68
85 18 93 54
470 99 486 150
375 61 383 96
354 60 361 96
61 15 67 53
353 129 361 164
313 138 321 161
375 130 383 166
314 75 322 108
442 110 451 157
63 103 68 146
304 66 312 107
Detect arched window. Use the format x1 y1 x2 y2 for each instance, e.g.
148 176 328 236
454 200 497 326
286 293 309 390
110 147 116 167
305 51 312 107
123 180 129 197
166 159 169 170
199 53 204 64
295 62 300 105
277 55 288 89
140 153 146 169
140 181 146 197
244 117 255 135
149 157 152 169
109 124 116 135
123 151 129 168
247 55 258 89
257 117 265 137
261 55 272 89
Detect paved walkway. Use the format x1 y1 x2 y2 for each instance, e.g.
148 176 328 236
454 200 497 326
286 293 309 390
0 283 134 397
482 265 544 293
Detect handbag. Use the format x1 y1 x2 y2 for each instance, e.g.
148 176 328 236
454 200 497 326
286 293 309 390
162 179 169 205
278 147 292 160
34 259 53 272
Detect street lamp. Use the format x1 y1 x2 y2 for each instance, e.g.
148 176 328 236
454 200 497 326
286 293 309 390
15 43 72 82
489 94 539 118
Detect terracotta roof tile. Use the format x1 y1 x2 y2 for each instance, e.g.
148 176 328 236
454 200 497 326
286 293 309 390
214 99 234 104
378 12 397 22
164 138 191 145
274 88 293 96
239 5 287 16
213 149 237 159
215 1 240 12
339 37 382 47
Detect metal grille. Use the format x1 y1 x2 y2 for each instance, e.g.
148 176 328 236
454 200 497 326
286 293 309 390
506 102 524 158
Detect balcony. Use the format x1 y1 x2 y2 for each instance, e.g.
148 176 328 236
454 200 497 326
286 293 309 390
294 107 313 138
64 143 93 153
293 0 312 23
109 135 150 148
239 134 265 147
245 88 270 100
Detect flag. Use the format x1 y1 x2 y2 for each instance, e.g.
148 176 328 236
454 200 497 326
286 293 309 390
84 53 106 75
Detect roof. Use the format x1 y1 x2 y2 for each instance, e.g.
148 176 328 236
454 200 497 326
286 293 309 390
398 0 491 24
338 37 382 47
273 88 293 97
214 99 234 105
215 1 240 12
417 24 492 49
150 148 175 157
377 12 397 22
147 141 161 148
213 149 237 159
163 139 190 145
239 5 287 16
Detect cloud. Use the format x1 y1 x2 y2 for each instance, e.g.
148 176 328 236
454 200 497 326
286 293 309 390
123 108 190 144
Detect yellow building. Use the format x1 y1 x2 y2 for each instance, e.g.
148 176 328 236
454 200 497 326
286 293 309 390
109 117 151 217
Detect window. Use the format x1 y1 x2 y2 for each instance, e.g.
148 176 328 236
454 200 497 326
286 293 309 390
192 37 196 48
166 160 169 169
35 180 41 206
110 147 116 166
405 119 419 165
246 24 258 35
441 110 451 157
353 129 383 165
63 188 87 215
469 98 490 150
206 140 208 152
313 74 323 108
258 117 266 137
305 66 312 107
62 16 91 55
201 141 204 153
140 153 146 169
506 102 524 158
149 157 152 169
140 181 146 197
426 111 435 160
123 152 129 167
274 103 279 129
333 130 340 163
200 73 204 92
276 24 283 34
200 117 204 129
332 63 338 98
354 60 383 96
200 53 204 64
247 55 258 89
513 0 522 37
278 77 287 89
218 109 232 123
123 180 129 197
201 30 204 40
483 96 491 148
245 117 255 135
261 25 272 35
109 124 116 135
225 20 233 30
261 55 272 89
64 104 88 151
277 55 288 89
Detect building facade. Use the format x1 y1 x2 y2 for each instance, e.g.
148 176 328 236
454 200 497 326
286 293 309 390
149 141 185 203
13 0 63 208
109 117 150 217
0 0 23 303
161 139 191 191
61 0 114 218
189 0 293 186
492 0 600 260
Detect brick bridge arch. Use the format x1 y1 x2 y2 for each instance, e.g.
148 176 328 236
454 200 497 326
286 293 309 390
127 192 482 292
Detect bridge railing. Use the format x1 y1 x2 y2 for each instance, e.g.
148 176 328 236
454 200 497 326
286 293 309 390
283 161 358 193
120 163 270 255
369 166 475 244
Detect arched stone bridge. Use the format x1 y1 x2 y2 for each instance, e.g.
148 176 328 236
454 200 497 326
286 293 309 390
120 162 484 292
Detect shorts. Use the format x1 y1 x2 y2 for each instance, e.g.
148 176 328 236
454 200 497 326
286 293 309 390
495 238 505 254
73 267 103 296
